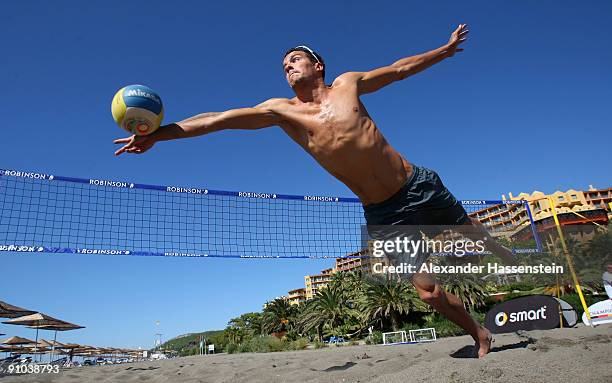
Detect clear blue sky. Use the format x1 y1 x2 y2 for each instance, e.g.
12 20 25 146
1 1 610 349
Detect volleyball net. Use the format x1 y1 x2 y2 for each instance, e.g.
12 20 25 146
0 168 541 259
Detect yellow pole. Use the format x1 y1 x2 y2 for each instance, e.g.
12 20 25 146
547 196 592 325
548 233 563 329
557 270 563 329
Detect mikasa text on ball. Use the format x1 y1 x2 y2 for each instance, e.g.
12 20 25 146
111 85 164 136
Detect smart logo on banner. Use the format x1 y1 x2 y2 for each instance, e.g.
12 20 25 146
485 295 560 334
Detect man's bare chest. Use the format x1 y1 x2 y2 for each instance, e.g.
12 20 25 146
283 97 365 137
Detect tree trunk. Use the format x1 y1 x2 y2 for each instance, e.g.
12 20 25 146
391 312 400 332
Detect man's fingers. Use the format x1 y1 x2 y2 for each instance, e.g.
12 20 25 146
114 145 128 156
113 137 132 144
453 24 468 40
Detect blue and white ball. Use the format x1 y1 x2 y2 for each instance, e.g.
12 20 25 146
111 85 164 136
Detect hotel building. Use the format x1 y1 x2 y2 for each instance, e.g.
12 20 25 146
286 288 307 306
303 268 334 300
469 185 611 245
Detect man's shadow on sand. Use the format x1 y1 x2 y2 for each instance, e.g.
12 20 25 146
449 340 535 359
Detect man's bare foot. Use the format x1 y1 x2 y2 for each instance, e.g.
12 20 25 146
475 327 493 358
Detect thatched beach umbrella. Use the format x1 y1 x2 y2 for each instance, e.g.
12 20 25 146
78 346 102 362
58 343 81 361
72 345 99 357
44 339 66 349
26 321 85 361
2 312 73 327
24 345 51 354
2 313 81 361
0 336 35 356
36 339 55 349
1 335 35 346
0 301 36 340
30 322 85 331
0 345 33 354
0 301 36 319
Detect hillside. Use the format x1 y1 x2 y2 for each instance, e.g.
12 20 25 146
161 330 225 353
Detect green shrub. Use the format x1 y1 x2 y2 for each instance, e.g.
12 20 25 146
401 322 424 333
226 343 238 354
470 310 486 325
238 342 251 353
267 337 286 352
348 339 359 346
424 314 465 337
365 331 383 345
242 336 285 353
289 338 309 351
227 336 310 354
313 340 327 349
284 330 300 342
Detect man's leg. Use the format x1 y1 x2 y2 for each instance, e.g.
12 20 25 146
461 217 517 265
412 272 492 358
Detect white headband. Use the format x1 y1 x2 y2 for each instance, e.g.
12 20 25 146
292 45 321 63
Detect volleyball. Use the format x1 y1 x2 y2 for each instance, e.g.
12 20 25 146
111 85 164 136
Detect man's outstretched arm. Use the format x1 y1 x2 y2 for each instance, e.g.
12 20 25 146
351 24 468 95
113 99 284 156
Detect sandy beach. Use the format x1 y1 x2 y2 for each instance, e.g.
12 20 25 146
3 324 610 383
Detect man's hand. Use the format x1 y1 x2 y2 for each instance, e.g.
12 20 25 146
113 133 157 156
447 24 469 57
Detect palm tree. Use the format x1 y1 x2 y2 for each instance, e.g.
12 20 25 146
297 286 357 340
527 228 610 296
262 298 295 335
329 270 365 306
228 312 264 338
442 275 488 312
361 276 427 331
577 227 611 286
224 325 243 345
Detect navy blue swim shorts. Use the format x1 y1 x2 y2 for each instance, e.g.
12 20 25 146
363 165 470 277
363 165 468 226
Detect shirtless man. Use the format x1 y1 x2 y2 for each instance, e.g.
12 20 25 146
115 24 505 357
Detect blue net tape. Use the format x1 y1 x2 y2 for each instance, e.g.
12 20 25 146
0 169 540 259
